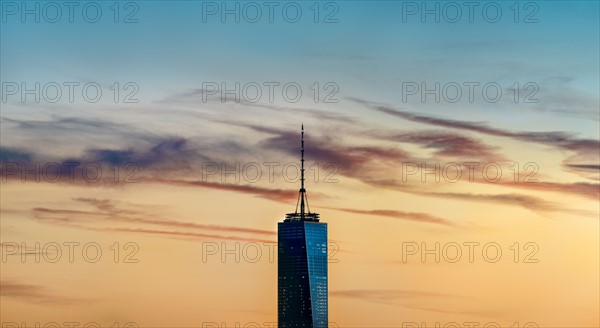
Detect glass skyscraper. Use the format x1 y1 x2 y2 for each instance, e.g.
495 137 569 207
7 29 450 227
278 125 328 328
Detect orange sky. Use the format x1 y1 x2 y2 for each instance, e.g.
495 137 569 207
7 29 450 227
1 106 598 326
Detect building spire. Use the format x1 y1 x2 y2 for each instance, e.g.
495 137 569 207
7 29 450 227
286 124 320 222
300 123 305 217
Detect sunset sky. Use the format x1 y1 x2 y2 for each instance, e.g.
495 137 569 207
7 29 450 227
1 1 599 327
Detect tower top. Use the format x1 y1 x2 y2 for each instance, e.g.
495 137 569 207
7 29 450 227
285 124 320 222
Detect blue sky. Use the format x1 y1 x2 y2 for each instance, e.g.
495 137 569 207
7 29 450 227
3 2 598 139
3 1 598 89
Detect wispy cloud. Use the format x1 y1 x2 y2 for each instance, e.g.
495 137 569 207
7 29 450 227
375 130 502 160
157 89 357 124
146 178 299 202
95 227 274 244
231 123 411 176
352 97 599 163
0 280 91 305
330 289 456 305
30 198 277 243
324 207 457 227
331 288 508 321
419 191 595 217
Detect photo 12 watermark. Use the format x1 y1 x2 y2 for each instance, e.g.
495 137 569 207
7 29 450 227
200 82 339 104
401 82 539 104
1 241 140 264
1 82 139 104
201 322 339 328
1 162 140 184
201 161 339 184
201 241 339 264
1 1 140 23
400 162 539 184
1 323 138 328
401 241 540 264
400 1 540 23
201 1 339 23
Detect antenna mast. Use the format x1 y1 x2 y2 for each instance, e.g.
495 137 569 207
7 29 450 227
300 124 306 218
286 124 319 222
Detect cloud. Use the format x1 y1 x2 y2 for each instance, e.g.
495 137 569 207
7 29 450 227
30 197 278 243
331 288 509 321
244 102 358 124
485 180 600 201
419 191 595 217
0 147 33 162
325 207 456 227
531 85 600 121
3 112 596 221
352 97 599 161
566 164 600 171
400 303 509 322
330 289 454 305
146 178 299 203
76 137 202 169
157 89 357 124
0 280 91 305
234 123 411 176
564 164 600 181
95 227 274 244
0 136 214 185
1 116 159 151
379 130 502 160
74 197 276 236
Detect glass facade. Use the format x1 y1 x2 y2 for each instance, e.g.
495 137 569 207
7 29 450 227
278 221 328 328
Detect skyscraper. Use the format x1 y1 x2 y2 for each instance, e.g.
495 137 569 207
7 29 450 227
278 125 328 328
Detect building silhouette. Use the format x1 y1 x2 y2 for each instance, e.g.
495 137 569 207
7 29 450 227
278 125 328 328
